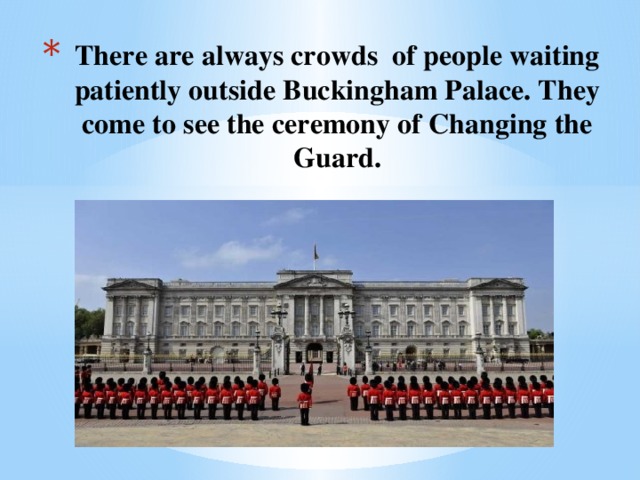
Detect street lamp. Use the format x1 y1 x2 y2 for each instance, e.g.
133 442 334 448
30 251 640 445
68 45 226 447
365 329 371 349
271 303 288 327
256 328 261 349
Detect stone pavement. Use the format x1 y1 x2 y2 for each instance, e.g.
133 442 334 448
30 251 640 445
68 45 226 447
75 371 554 447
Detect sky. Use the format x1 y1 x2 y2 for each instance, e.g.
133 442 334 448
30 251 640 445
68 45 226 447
75 200 553 331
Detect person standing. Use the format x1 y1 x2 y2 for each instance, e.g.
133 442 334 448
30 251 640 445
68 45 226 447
531 381 544 418
297 383 312 426
160 384 174 420
220 380 234 420
493 378 506 419
543 380 554 418
368 380 380 421
174 382 188 420
347 377 361 411
360 376 371 411
134 381 148 420
93 381 106 419
192 380 204 420
119 383 133 420
247 379 261 421
517 378 531 418
504 376 518 419
382 381 396 421
269 378 282 411
479 381 494 420
422 380 436 420
396 381 409 420
300 362 306 376
81 380 94 419
463 379 478 419
205 377 220 420
408 379 422 420
234 379 246 420
450 381 463 420
148 378 160 420
257 374 268 411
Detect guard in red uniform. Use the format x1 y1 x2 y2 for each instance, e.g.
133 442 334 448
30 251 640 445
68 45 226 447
148 378 160 420
382 381 396 421
186 376 196 411
134 382 148 420
160 384 174 420
517 379 530 418
450 381 463 420
437 381 451 419
504 377 518 419
368 380 380 421
543 380 554 418
257 374 268 411
205 377 220 420
422 380 436 420
479 381 493 419
396 382 409 420
463 379 478 419
247 379 261 421
81 380 94 419
269 378 282 411
297 383 312 426
192 380 204 420
530 381 544 418
119 384 133 420
220 380 234 420
492 378 505 419
106 380 118 419
347 377 361 411
93 381 106 419
360 376 371 411
174 382 188 420
234 380 246 420
408 379 422 420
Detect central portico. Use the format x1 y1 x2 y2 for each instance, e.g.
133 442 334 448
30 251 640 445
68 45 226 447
274 270 356 366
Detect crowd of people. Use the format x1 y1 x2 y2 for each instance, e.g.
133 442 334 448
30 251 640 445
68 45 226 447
75 366 317 425
346 373 554 421
76 365 553 425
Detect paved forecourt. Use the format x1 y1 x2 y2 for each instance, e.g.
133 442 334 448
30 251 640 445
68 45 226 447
75 370 554 447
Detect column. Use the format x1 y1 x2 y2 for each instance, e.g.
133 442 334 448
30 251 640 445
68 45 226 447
502 296 508 335
135 296 142 335
104 296 115 337
516 296 526 335
334 297 341 332
319 295 324 337
224 296 232 336
304 295 310 336
489 297 495 336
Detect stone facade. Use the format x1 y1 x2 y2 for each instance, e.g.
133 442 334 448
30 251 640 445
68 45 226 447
101 270 530 370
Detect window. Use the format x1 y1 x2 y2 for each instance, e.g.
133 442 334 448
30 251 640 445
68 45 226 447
390 322 399 337
197 305 206 317
179 323 189 336
231 323 241 336
407 323 415 337
355 305 364 316
457 305 465 316
324 321 333 336
295 303 304 316
232 305 241 317
407 305 415 316
311 304 319 315
197 323 206 336
214 323 223 337
311 322 320 336
266 322 275 336
389 305 398 316
114 323 122 335
163 323 172 337
324 302 333 315
495 323 503 336
493 304 501 317
441 305 449 316
458 324 466 336
508 305 515 317
508 324 516 335
355 323 364 337
294 322 304 337
141 304 149 317
115 305 123 317
127 305 135 316
372 323 381 337
164 306 173 317
125 322 134 336
423 305 432 316
248 323 258 336
442 323 450 336
483 323 490 335
180 305 191 317
249 305 258 317
482 305 489 317
214 305 224 317
425 322 434 336
141 323 148 336
371 304 381 316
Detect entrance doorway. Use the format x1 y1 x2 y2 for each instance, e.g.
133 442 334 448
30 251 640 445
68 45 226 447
306 342 323 363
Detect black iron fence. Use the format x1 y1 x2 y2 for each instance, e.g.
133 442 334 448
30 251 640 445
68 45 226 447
76 355 273 374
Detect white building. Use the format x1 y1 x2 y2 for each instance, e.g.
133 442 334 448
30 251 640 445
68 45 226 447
101 270 530 370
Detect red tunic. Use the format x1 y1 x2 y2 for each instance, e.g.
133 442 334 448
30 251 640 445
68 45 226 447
437 389 451 407
463 388 478 406
382 389 397 407
269 385 281 399
205 387 220 405
543 387 554 405
479 389 494 406
297 392 312 409
347 384 361 398
422 388 436 406
408 387 422 406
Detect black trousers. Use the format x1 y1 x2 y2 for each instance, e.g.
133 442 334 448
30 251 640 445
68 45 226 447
370 403 379 420
83 404 93 419
350 397 359 411
108 403 117 419
547 403 554 418
398 404 407 420
193 403 202 419
482 404 492 419
440 404 449 419
96 403 105 419
385 405 394 421
300 408 309 425
425 404 434 419
136 404 146 419
410 403 420 420
208 404 218 419
507 403 516 418
271 398 280 411
452 404 462 419
222 404 232 420
250 404 259 420
468 404 477 419
494 404 504 419
363 396 370 411
520 404 530 418
533 402 543 418
150 404 158 419
236 404 245 420
163 405 173 419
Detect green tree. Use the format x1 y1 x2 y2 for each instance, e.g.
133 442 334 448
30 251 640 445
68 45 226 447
75 306 105 339
527 328 545 339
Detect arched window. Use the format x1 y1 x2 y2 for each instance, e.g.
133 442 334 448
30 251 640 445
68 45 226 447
231 322 241 337
372 322 381 337
179 322 190 337
458 323 467 337
442 322 451 337
390 321 399 337
213 322 223 337
424 322 434 336
407 322 416 337
354 322 364 337
196 322 206 337
125 321 135 336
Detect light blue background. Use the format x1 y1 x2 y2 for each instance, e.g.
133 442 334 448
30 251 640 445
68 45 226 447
1 0 638 477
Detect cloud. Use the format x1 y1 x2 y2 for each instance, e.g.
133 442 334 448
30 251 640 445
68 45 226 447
262 208 314 227
178 236 285 268
75 273 108 309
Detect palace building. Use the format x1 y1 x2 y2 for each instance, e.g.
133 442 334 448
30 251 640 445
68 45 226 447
101 269 530 370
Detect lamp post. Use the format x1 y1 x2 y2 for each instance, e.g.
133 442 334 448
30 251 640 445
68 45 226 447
338 303 356 375
271 303 287 327
474 333 485 375
253 328 262 377
338 304 356 329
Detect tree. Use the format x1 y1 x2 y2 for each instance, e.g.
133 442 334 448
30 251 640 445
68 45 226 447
75 306 105 340
527 328 545 339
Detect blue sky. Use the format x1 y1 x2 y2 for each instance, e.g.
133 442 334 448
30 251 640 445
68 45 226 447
75 200 553 331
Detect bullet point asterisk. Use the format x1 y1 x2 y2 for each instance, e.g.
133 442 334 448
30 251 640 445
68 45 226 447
44 39 60 56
